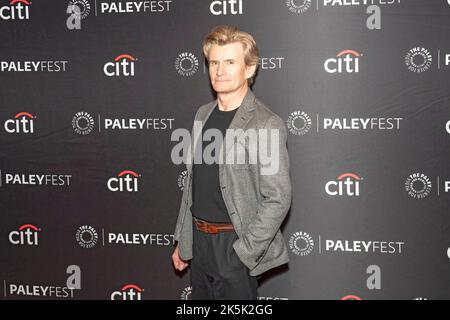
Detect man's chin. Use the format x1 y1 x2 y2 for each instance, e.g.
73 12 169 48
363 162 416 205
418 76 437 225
212 86 233 94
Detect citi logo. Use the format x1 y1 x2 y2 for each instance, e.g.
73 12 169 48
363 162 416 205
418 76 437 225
9 224 40 245
341 295 363 300
4 112 35 133
0 0 31 20
107 170 140 192
324 50 362 74
325 173 362 196
111 284 143 300
210 0 242 15
103 54 137 77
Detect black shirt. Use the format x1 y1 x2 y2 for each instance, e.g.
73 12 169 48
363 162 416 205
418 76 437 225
190 104 239 223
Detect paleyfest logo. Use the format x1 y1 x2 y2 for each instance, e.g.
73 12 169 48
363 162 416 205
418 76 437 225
405 47 432 73
175 52 199 77
177 170 188 191
286 0 311 14
180 286 192 300
72 111 94 135
76 225 98 248
289 231 314 256
405 173 432 199
286 111 312 136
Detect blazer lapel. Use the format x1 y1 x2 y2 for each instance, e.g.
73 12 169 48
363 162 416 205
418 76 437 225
223 89 257 159
188 89 257 171
187 101 216 173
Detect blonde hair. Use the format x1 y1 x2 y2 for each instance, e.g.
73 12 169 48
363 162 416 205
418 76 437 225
203 25 259 85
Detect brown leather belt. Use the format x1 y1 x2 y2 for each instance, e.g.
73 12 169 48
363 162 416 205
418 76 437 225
194 217 234 234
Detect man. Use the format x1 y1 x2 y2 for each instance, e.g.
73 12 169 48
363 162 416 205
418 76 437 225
172 25 292 300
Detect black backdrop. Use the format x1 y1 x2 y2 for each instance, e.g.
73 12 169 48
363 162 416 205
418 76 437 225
1 0 450 300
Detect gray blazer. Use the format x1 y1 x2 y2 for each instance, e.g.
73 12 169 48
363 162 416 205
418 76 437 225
173 89 292 276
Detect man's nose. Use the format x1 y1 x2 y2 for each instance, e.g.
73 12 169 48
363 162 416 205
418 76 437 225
217 63 225 76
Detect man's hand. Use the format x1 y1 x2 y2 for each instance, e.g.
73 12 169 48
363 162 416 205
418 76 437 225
172 244 189 271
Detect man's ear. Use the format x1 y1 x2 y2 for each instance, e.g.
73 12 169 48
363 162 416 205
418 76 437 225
245 64 257 80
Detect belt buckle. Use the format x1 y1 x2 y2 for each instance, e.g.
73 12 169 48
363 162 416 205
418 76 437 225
194 218 220 234
206 224 217 234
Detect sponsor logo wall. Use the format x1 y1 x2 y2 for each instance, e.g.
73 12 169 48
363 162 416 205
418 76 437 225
1 0 450 299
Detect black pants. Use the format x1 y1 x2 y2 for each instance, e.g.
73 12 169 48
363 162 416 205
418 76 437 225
191 222 259 300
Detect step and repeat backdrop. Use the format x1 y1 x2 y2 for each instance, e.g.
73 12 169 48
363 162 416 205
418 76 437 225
1 0 450 300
